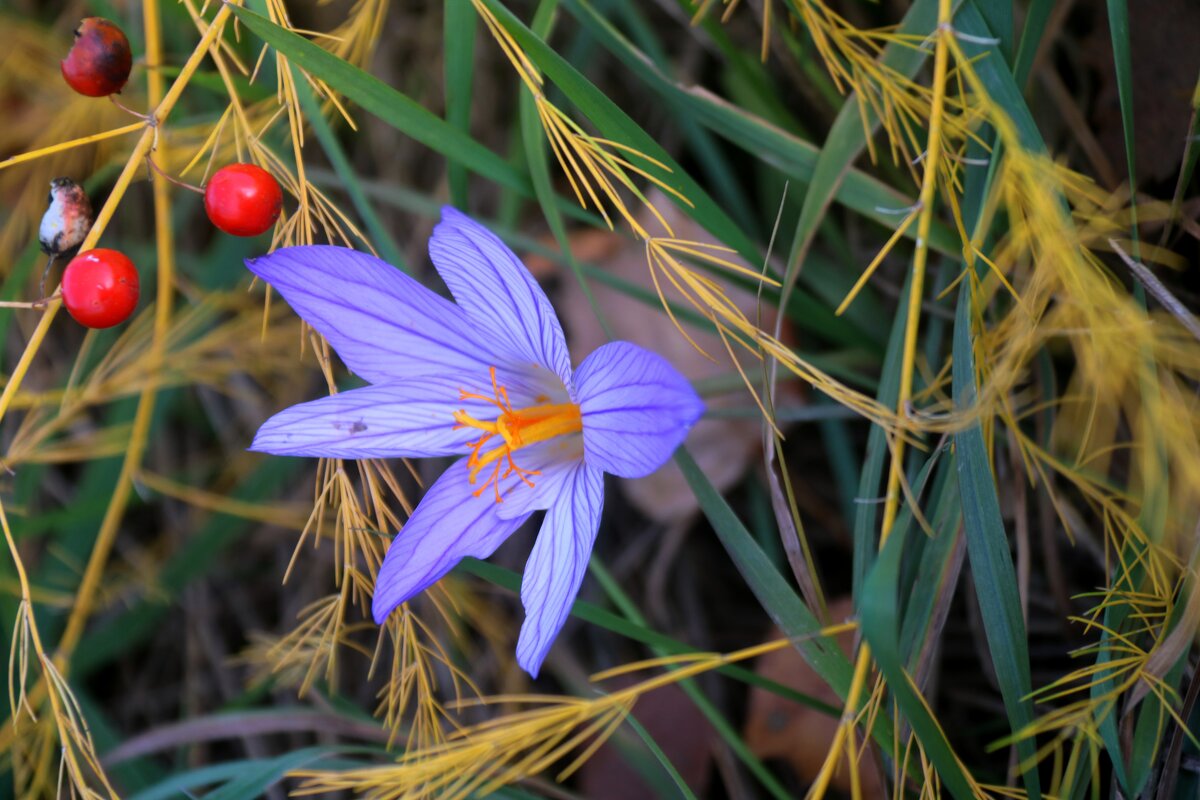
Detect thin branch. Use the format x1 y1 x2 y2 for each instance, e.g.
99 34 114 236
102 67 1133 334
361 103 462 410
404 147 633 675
1109 239 1200 343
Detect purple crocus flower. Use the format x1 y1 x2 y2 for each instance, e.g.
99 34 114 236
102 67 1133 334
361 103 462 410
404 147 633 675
246 207 704 677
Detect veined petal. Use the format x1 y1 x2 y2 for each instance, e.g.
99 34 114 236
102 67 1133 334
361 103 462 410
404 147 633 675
429 207 573 389
516 465 605 677
574 341 705 478
246 246 494 384
493 438 586 520
373 458 532 623
250 378 492 459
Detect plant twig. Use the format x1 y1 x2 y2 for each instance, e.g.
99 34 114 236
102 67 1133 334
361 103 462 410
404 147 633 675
145 153 206 194
1109 239 1200 343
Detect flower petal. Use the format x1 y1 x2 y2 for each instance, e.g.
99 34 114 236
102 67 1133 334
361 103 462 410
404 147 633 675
428 207 573 389
574 341 705 478
246 246 495 384
373 457 532 623
492 437 586 520
250 377 497 459
516 465 605 677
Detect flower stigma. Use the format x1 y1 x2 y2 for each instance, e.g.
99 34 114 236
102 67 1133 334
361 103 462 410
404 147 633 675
453 367 583 502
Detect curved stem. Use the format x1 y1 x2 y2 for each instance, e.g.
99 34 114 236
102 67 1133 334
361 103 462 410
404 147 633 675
54 0 197 663
145 153 206 194
0 2 236 427
0 1 240 762
807 1 955 797
108 93 153 121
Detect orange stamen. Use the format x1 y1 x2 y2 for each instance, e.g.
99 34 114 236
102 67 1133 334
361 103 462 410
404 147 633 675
454 367 582 502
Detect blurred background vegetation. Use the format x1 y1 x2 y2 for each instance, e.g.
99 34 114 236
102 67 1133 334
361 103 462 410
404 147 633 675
0 0 1198 798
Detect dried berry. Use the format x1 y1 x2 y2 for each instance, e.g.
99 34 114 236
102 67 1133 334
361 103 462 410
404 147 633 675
61 18 132 97
39 178 93 257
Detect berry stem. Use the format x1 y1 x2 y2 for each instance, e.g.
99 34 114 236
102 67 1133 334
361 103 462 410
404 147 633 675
0 299 53 309
145 154 205 194
0 6 242 766
0 2 237 427
53 0 189 670
39 253 58 299
108 93 154 122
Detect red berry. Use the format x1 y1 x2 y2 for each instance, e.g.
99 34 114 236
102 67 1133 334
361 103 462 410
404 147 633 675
61 249 139 329
61 18 132 98
204 164 283 237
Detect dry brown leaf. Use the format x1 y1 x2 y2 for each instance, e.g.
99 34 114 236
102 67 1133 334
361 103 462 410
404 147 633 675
527 191 798 524
579 679 714 799
742 597 886 797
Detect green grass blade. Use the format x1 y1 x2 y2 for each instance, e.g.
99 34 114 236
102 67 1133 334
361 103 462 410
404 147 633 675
477 0 760 266
1088 547 1143 794
197 747 350 800
779 0 938 303
973 0 1013 63
852 273 911 598
623 712 701 800
897 457 964 671
671 0 812 135
675 449 851 690
817 404 861 525
859 500 977 798
126 761 275 800
1011 0 1055 88
1163 74 1200 241
1105 0 1137 196
578 565 794 800
229 4 529 194
958 2 1047 154
1098 6 1175 792
289 64 406 270
591 554 794 798
0 242 47 368
519 0 614 340
674 447 902 760
445 0 477 208
671 681 791 799
602 0 758 235
562 0 961 259
952 284 1042 800
123 744 372 800
457 558 838 716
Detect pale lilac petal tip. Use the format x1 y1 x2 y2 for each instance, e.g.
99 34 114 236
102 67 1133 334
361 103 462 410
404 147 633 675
428 207 573 390
245 246 492 384
250 378 495 460
516 465 605 677
373 458 532 624
574 341 704 479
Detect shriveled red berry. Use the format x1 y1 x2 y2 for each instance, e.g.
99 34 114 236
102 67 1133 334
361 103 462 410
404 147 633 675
61 249 139 329
61 18 132 98
204 164 283 237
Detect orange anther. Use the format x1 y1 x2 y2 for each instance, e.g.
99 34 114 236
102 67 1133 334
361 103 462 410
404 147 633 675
455 368 582 503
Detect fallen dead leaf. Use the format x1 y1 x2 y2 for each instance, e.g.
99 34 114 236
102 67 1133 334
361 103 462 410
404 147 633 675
579 678 714 799
526 191 799 524
742 597 886 797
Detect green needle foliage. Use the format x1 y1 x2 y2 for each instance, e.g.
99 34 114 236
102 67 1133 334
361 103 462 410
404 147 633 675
0 1 1197 798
